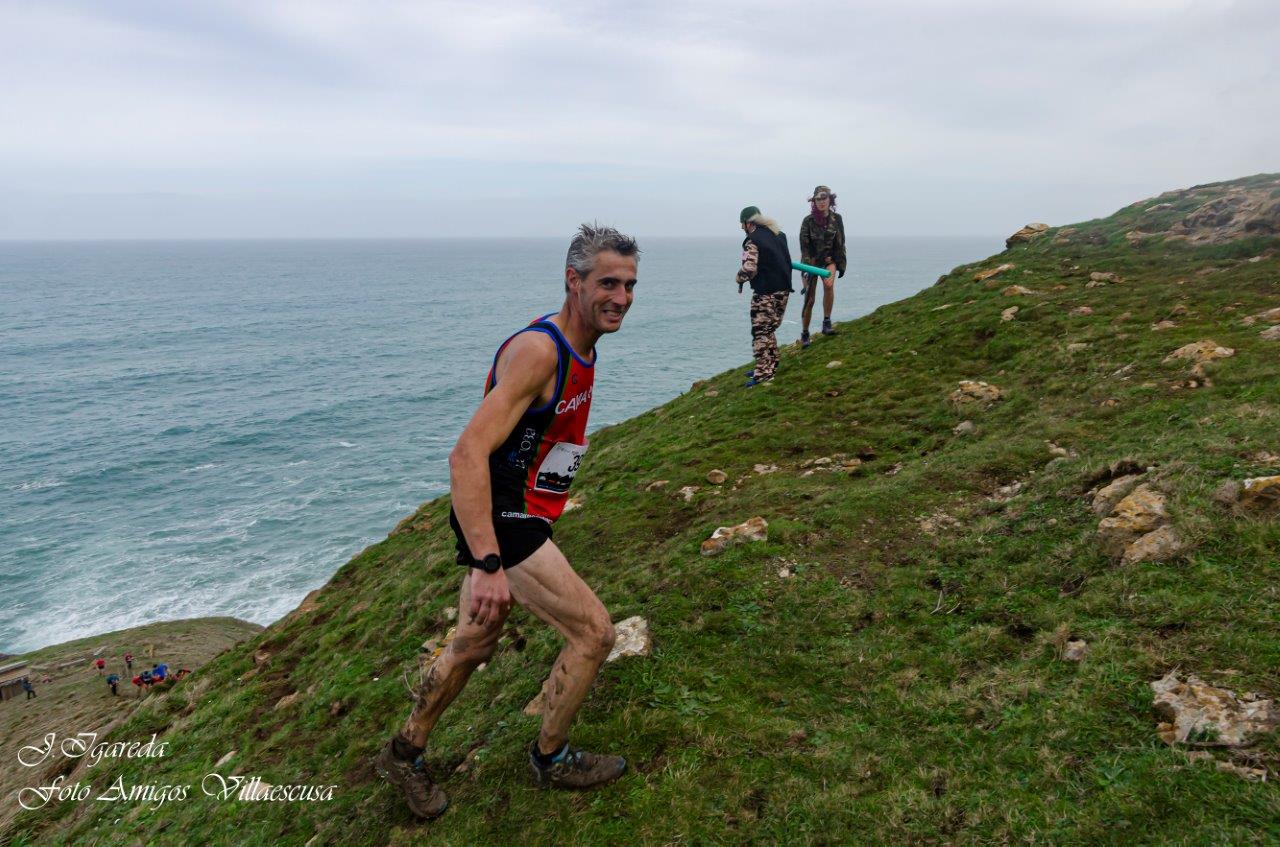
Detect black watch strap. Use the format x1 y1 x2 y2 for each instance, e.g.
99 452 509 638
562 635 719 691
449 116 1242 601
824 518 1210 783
471 553 502 574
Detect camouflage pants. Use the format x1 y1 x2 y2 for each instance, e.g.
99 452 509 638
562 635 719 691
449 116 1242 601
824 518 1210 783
750 291 789 380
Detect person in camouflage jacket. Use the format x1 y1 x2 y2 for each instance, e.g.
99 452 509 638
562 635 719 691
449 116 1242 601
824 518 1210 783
798 185 846 345
736 206 793 386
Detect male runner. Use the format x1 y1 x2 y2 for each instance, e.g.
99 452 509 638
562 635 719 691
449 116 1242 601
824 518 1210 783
376 223 639 821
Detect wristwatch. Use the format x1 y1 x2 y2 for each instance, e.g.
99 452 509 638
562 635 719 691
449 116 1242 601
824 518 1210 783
470 553 502 574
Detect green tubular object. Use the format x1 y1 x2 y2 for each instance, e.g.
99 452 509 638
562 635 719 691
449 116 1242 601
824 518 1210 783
791 261 832 278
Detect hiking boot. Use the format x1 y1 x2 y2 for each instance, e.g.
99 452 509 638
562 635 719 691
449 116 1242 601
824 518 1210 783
821 318 836 336
746 376 773 388
529 743 626 789
800 331 811 348
375 740 449 820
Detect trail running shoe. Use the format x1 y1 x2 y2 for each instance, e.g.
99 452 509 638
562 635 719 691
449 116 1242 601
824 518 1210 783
375 740 449 820
529 743 626 789
801 331 811 347
821 318 836 336
746 376 773 388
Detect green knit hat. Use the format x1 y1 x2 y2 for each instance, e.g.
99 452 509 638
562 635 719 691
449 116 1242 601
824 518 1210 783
739 205 760 224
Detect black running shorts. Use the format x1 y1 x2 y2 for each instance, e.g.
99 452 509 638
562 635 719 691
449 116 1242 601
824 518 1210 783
449 508 552 570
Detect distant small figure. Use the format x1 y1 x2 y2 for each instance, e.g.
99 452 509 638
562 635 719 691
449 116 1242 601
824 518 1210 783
173 668 191 681
22 677 36 699
94 658 106 674
124 652 134 671
106 674 120 696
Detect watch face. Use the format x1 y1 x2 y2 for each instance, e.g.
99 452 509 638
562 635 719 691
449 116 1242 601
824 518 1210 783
481 554 502 573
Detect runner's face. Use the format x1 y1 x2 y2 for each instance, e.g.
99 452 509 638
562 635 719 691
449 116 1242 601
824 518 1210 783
815 196 830 213
574 251 636 334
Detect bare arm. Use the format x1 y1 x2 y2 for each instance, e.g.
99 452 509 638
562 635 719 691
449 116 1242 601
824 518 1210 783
449 332 559 623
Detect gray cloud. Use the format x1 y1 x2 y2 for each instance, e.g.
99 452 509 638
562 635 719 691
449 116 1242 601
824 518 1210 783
1 0 1276 237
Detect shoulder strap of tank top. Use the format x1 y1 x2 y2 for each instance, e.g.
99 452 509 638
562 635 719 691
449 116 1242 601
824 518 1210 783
532 313 597 368
486 318 567 414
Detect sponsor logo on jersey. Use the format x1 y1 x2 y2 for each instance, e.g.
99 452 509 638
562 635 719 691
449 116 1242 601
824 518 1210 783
555 386 592 415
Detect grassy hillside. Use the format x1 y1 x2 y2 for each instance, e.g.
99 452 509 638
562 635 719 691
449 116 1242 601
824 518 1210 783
8 175 1280 846
0 618 263 837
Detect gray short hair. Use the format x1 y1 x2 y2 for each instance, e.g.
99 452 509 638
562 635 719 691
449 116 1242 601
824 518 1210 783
565 223 639 280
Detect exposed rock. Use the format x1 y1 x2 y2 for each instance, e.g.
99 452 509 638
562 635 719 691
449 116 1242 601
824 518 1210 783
1062 640 1089 662
974 263 1016 283
1254 306 1280 323
1006 222 1050 247
1240 476 1280 511
1001 284 1037 296
523 680 551 716
1046 442 1074 458
273 691 300 711
1261 325 1280 341
1122 525 1186 565
753 464 780 475
215 750 236 768
1070 306 1093 316
252 648 271 666
700 517 768 557
1097 484 1168 557
677 485 699 503
1163 340 1235 365
606 616 652 662
826 360 842 369
1089 271 1122 284
645 480 669 492
705 389 720 397
949 380 1003 408
1169 304 1190 316
444 606 458 622
1151 320 1177 331
931 303 953 311
1162 183 1280 245
1092 474 1143 516
1151 671 1280 747
706 469 728 485
563 494 584 512
1066 342 1089 353
1000 306 1019 321
953 420 976 436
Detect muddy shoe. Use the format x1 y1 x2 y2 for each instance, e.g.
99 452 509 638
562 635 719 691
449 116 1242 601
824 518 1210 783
375 740 449 820
529 743 626 789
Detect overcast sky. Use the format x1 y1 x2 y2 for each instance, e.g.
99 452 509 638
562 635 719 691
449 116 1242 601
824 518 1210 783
1 0 1276 239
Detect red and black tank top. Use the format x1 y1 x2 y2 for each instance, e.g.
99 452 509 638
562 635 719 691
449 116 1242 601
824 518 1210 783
486 314 595 524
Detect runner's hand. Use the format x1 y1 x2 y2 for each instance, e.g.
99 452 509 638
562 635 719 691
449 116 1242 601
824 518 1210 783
827 263 837 280
469 569 511 626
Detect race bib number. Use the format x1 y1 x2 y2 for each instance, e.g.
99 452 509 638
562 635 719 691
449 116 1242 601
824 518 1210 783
533 441 588 493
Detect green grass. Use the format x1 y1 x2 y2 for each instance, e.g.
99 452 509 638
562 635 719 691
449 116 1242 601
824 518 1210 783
7 176 1280 846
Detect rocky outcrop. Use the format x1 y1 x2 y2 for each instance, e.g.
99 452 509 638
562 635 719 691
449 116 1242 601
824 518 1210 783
1163 340 1235 365
701 517 768 556
949 381 1003 408
1001 285 1036 297
606 616 651 662
974 263 1015 284
1151 671 1280 747
1096 484 1184 562
1006 223 1049 248
1239 476 1280 511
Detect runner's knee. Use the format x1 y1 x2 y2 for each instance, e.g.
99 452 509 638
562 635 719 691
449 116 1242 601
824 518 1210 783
573 616 615 662
449 627 501 667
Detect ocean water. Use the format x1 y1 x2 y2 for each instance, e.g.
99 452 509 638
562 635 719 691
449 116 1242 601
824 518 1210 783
0 236 999 652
